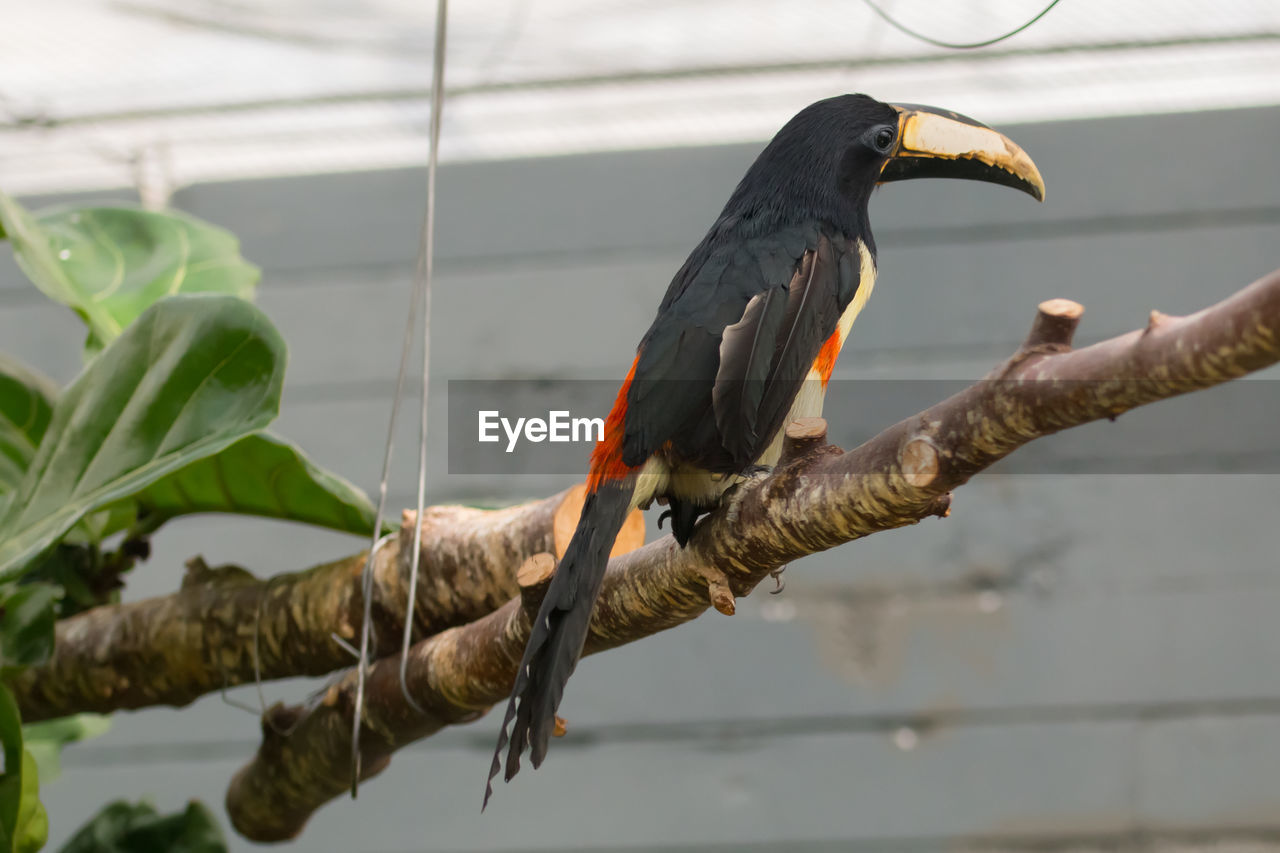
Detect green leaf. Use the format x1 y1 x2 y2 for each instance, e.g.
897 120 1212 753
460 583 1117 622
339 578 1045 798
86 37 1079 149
17 550 96 618
0 685 23 841
0 197 260 357
22 715 111 785
0 585 58 676
0 295 285 578
0 195 116 351
59 800 225 853
8 753 45 853
126 432 379 537
0 358 58 502
0 687 49 853
1 196 376 539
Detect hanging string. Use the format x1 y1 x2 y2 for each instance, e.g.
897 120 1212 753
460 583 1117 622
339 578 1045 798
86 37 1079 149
351 531 395 796
351 0 449 798
861 0 1063 50
400 0 450 714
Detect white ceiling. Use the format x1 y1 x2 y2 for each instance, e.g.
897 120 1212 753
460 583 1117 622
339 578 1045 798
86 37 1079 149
2 0 1279 194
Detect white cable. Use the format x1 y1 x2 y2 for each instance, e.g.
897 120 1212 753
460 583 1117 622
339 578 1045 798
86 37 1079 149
350 0 449 798
401 0 449 714
352 532 397 796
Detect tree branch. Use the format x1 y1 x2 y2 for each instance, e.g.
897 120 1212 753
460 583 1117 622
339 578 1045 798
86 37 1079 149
9 493 579 722
223 268 1280 841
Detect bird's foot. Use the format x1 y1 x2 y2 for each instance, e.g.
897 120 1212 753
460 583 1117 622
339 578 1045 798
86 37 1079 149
721 465 774 500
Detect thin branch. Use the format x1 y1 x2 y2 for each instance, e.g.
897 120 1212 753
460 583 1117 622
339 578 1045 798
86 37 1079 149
224 268 1280 841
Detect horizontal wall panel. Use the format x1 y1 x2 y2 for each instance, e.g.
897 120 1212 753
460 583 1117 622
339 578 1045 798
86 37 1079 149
160 106 1280 276
4 218 1276 393
5 108 1275 292
44 721 1140 852
1140 715 1280 831
44 713 1280 851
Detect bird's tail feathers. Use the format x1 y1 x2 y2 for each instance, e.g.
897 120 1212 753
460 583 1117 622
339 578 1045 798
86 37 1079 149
485 475 637 808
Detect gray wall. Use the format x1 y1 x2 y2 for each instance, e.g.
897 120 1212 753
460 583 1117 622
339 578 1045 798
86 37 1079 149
3 105 1280 852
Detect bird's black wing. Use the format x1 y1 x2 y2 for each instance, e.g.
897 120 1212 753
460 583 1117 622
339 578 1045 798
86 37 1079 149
622 223 860 471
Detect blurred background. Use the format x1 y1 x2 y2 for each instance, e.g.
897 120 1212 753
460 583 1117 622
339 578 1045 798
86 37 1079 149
3 1 1280 850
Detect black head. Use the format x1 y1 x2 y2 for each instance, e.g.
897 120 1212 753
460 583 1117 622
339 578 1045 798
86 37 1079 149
720 94 1044 240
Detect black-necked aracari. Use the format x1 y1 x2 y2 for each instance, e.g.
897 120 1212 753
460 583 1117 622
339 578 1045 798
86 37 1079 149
486 94 1044 804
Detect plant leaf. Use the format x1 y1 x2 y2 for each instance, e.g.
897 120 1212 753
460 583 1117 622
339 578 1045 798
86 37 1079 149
0 196 260 356
0 687 49 853
9 753 45 853
0 195 117 350
0 358 59 502
0 685 22 845
59 800 225 853
22 715 111 785
0 197 376 539
124 432 379 537
0 584 58 676
0 295 285 578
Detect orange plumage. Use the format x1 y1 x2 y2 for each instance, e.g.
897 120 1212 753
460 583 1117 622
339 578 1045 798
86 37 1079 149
587 356 641 490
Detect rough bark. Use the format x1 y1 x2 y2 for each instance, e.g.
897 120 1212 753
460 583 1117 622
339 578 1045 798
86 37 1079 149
224 554 560 841
223 267 1280 841
9 493 574 721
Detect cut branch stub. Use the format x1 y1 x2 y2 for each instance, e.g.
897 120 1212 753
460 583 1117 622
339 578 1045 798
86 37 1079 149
181 556 256 590
780 417 829 465
263 703 303 738
928 494 953 518
900 437 941 488
702 568 737 616
1025 298 1085 349
1146 309 1176 334
517 553 556 620
554 483 646 559
517 553 556 589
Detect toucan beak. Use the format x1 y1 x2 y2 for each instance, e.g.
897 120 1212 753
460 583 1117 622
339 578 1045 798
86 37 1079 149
879 103 1045 202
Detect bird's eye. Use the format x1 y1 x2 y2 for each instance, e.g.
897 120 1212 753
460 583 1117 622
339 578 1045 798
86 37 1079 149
873 127 896 152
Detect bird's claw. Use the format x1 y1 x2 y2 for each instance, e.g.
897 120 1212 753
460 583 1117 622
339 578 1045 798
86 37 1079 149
769 565 787 594
657 509 673 530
